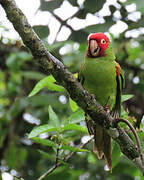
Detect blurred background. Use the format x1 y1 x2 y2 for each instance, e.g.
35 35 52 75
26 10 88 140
0 0 144 179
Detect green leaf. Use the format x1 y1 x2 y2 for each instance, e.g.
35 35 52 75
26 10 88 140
61 144 89 152
112 142 121 167
69 98 79 112
18 148 27 165
68 109 85 124
68 0 78 6
14 178 20 180
137 131 144 150
7 98 28 119
28 124 57 138
122 94 134 102
76 9 88 19
33 25 49 39
69 30 88 43
62 124 88 133
40 0 63 12
38 149 55 160
28 94 66 107
7 142 17 169
48 105 60 127
32 137 57 148
6 52 32 72
28 75 65 97
84 0 106 13
88 153 96 164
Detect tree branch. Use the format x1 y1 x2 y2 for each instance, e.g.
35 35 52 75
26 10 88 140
0 0 144 174
51 12 74 32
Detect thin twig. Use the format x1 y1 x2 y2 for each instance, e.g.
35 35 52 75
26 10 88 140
116 118 144 166
37 136 93 180
53 24 62 43
55 142 61 165
51 12 74 31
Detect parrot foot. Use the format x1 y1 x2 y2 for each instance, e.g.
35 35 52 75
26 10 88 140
90 94 96 100
105 105 110 114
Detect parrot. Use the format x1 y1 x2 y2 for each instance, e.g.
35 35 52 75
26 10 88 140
78 32 124 171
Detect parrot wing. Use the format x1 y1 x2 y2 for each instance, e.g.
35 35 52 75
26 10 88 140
111 61 125 118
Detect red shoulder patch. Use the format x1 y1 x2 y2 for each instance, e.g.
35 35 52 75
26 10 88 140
115 62 120 76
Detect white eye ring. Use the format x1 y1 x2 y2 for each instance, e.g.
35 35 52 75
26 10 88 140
101 39 106 44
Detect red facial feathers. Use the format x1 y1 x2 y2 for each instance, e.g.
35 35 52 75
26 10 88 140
87 33 109 57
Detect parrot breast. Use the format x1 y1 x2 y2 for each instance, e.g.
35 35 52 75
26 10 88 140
81 58 117 110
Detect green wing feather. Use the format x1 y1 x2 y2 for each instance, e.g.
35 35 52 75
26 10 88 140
111 61 125 118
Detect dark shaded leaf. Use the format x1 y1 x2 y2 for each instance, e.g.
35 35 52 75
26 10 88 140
40 0 63 12
112 142 121 167
68 0 78 6
32 137 57 148
84 0 106 13
68 109 85 124
6 52 32 72
69 30 88 43
21 71 46 80
33 25 49 39
38 149 55 160
69 98 79 112
76 9 88 19
7 98 29 119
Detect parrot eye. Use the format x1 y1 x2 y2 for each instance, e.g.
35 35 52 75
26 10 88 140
101 39 106 44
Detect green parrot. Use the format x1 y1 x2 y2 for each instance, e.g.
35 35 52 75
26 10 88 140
78 32 124 171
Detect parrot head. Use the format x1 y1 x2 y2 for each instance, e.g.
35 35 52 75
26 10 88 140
87 33 110 58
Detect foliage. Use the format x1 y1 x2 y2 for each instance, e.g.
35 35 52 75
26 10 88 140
0 0 144 179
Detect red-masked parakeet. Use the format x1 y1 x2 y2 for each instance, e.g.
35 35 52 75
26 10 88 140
78 32 124 171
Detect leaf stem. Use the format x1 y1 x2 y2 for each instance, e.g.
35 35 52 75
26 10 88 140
55 142 61 165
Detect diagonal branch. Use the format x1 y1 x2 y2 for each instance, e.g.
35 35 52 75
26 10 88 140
0 0 144 174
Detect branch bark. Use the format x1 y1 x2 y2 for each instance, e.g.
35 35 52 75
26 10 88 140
0 0 144 174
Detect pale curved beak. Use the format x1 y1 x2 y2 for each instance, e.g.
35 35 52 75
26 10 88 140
90 40 100 57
